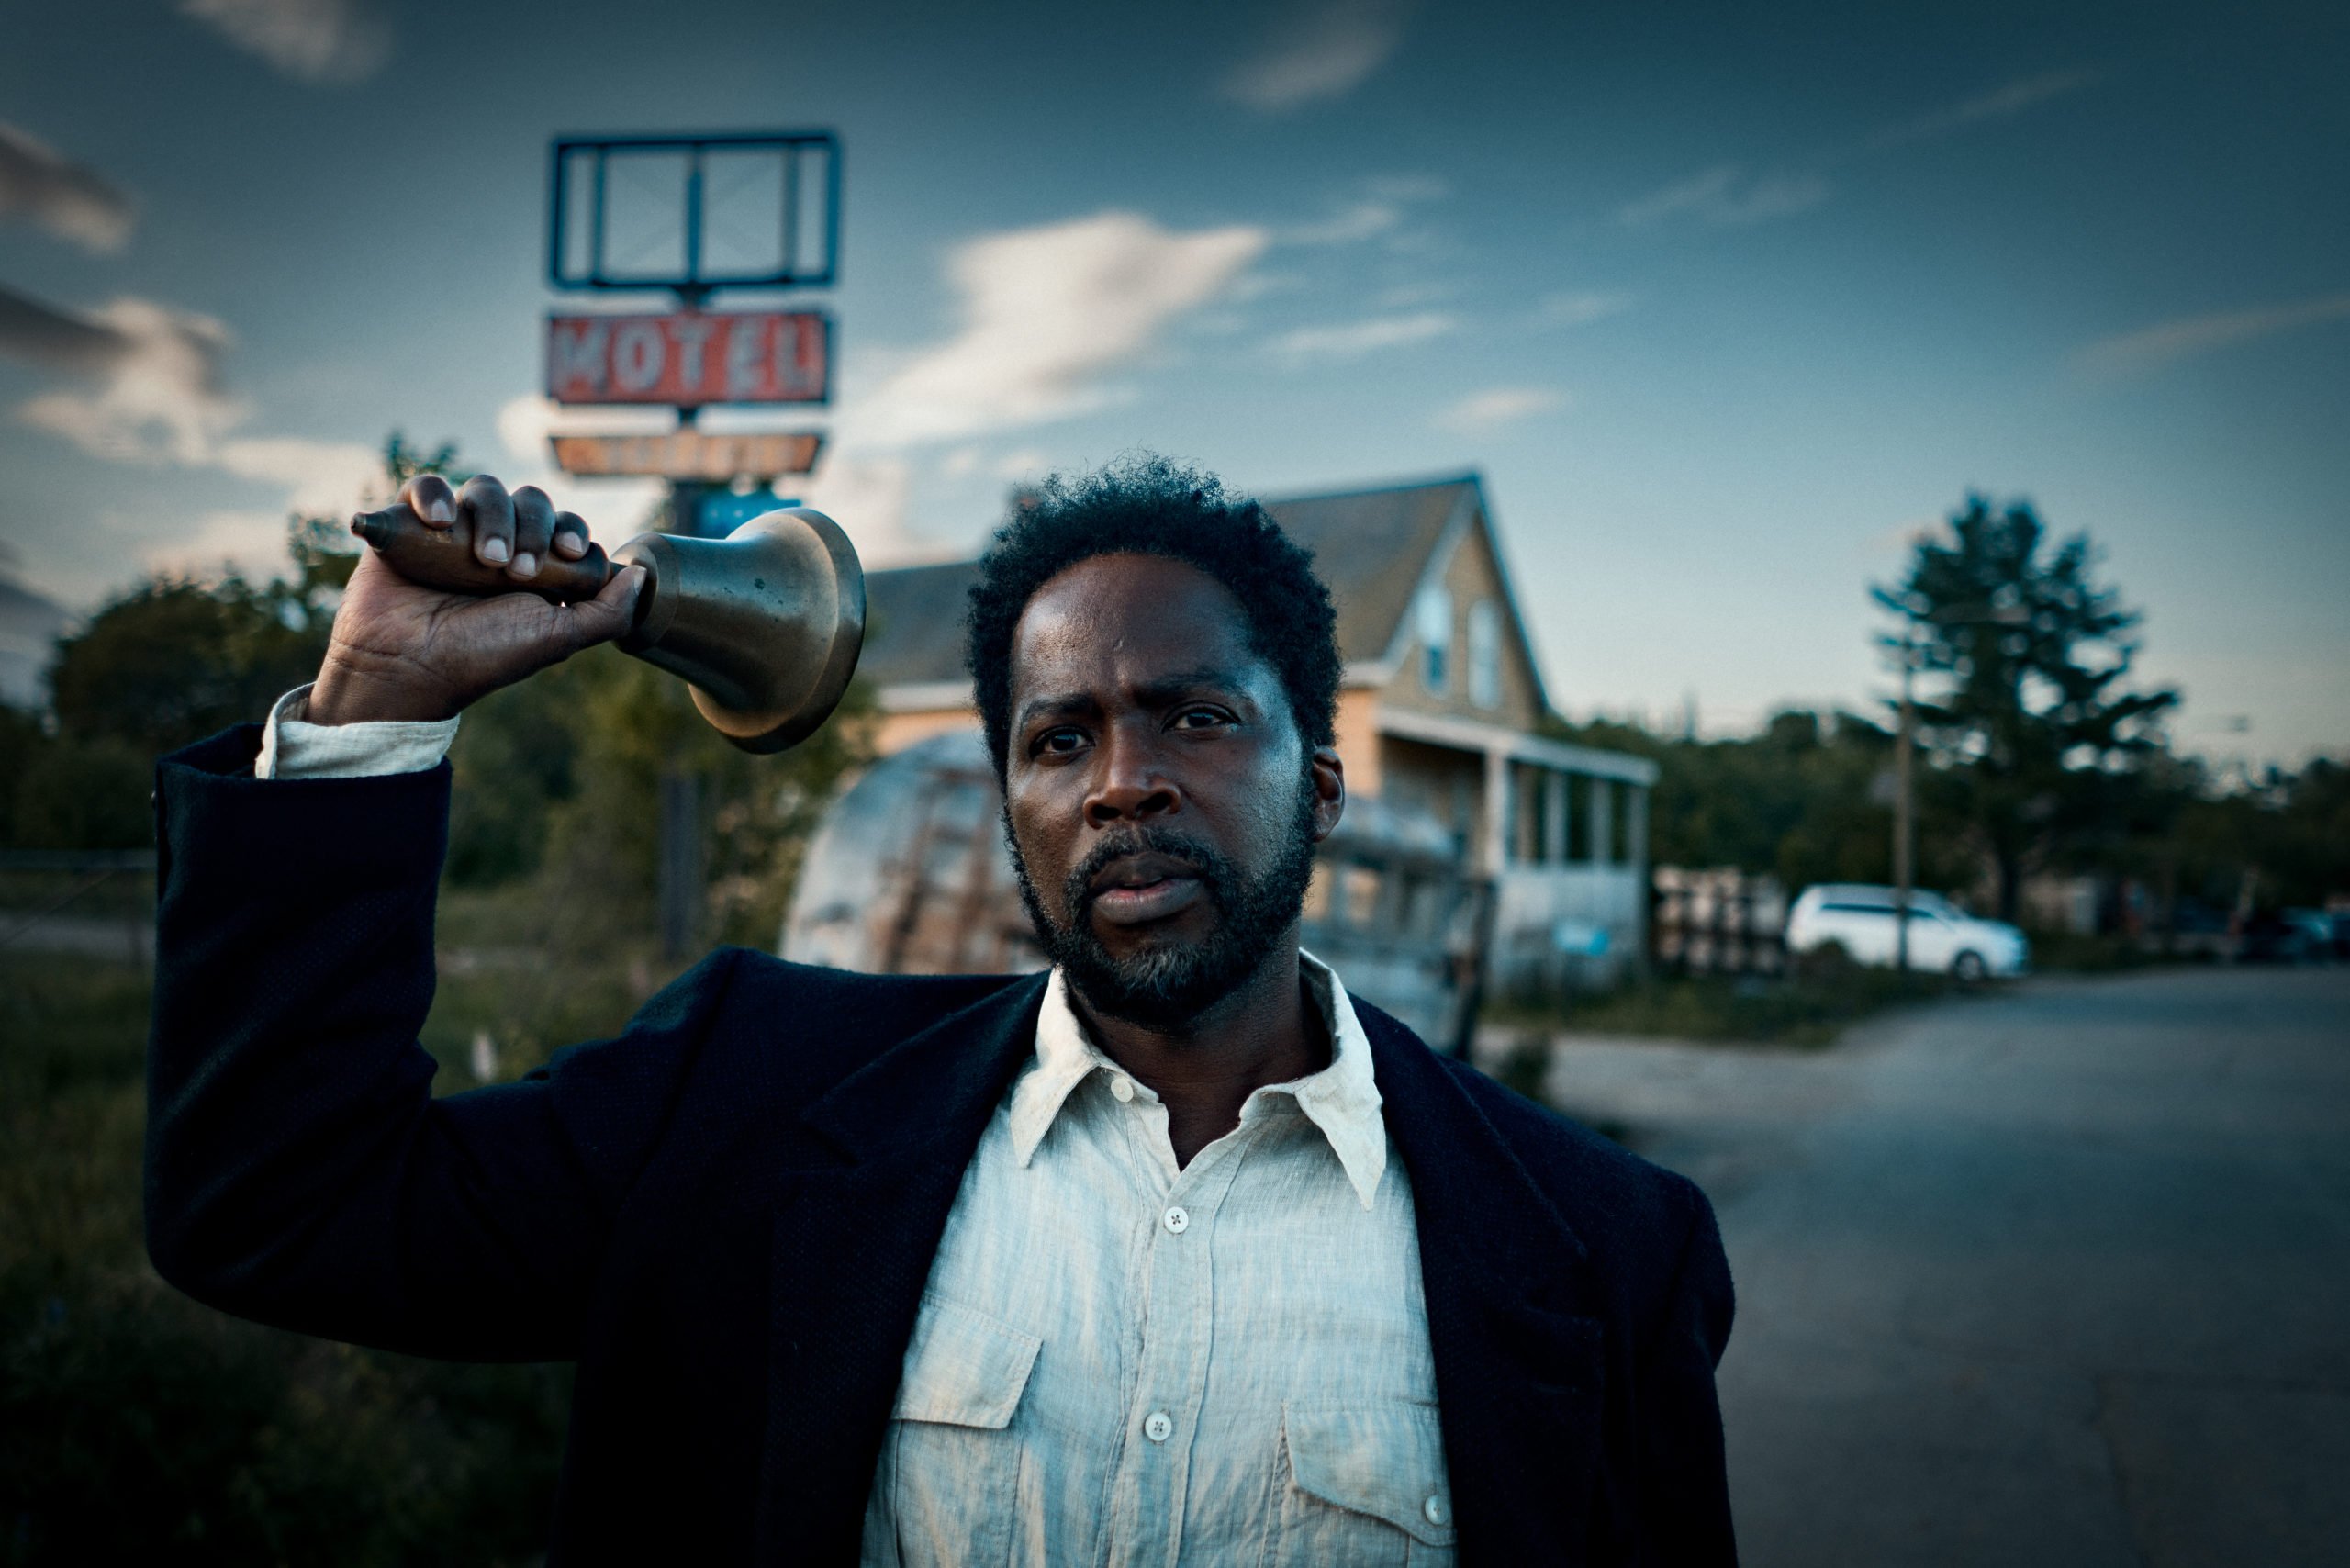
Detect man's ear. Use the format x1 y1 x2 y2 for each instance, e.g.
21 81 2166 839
1307 746 1346 844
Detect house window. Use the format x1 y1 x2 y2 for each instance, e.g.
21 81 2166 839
1467 599 1502 709
1415 584 1451 693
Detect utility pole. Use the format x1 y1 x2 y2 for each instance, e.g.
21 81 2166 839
1894 616 1916 973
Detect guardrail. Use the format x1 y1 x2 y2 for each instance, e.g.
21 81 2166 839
0 848 158 962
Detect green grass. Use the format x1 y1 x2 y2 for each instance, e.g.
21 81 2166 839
2020 928 2184 973
0 867 153 927
0 948 644 1565
1490 962 1960 1048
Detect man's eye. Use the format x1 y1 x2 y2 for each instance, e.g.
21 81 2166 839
1035 728 1088 755
1171 707 1228 730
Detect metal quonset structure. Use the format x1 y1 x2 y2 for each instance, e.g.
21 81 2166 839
781 731 1494 1055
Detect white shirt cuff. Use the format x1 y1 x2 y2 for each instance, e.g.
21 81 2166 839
254 684 461 780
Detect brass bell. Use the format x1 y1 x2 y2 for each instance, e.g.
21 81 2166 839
349 505 865 754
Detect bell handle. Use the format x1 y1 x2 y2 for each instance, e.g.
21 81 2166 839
350 508 621 606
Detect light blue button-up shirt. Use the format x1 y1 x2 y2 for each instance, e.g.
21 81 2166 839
859 958 1453 1567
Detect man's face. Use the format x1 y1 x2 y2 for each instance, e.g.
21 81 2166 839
1001 553 1345 1027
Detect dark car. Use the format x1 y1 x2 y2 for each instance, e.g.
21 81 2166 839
2236 910 2319 964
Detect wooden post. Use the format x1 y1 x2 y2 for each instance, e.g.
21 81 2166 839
657 767 703 960
1895 620 1916 973
1544 771 1569 866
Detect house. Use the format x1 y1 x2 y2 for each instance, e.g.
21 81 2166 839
856 473 1657 987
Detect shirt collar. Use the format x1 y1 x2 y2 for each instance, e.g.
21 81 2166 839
1007 951 1388 1210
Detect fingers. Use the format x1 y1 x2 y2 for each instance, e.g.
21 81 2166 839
458 473 517 572
509 486 555 579
400 473 458 528
565 564 647 649
552 510 589 560
391 472 584 576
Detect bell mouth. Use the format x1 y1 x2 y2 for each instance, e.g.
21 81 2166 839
610 509 866 755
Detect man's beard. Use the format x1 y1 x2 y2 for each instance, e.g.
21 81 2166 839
1010 775 1320 1029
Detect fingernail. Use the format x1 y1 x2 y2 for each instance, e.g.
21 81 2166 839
556 534 586 557
511 552 538 577
482 537 510 564
426 497 454 523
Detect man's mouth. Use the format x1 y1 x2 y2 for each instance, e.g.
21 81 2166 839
1086 851 1207 927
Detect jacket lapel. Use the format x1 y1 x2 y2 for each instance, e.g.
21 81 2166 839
755 973 1048 1563
1365 1007 1610 1567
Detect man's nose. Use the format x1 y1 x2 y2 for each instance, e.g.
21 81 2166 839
1083 722 1178 826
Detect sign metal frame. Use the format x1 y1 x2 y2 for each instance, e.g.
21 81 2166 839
546 131 841 296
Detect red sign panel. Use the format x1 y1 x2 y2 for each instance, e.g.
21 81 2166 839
545 310 831 407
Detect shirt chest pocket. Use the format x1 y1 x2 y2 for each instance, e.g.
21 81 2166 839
1273 1400 1458 1566
872 1295 1042 1568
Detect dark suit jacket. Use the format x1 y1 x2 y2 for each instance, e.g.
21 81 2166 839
144 726 1737 1565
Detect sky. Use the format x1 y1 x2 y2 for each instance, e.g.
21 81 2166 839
2 0 2344 764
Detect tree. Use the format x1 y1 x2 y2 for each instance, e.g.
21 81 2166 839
10 434 465 849
1547 708 1970 893
1876 495 2177 921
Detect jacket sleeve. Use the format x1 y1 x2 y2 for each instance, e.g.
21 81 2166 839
1634 1177 1740 1564
143 725 738 1362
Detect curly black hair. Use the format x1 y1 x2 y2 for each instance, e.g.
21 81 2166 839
965 454 1341 778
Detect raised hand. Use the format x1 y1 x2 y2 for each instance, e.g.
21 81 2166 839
308 472 644 725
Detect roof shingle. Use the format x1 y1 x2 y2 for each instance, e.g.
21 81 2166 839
856 474 1482 689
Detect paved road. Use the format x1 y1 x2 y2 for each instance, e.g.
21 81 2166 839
1484 968 2350 1567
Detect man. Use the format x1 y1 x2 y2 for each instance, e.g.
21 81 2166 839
147 456 1736 1565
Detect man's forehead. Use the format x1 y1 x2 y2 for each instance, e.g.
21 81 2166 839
1009 554 1266 694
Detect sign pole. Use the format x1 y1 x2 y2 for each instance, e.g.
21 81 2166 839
543 129 841 951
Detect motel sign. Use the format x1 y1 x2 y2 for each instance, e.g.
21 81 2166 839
546 310 831 408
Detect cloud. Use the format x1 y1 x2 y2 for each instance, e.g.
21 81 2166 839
1269 311 1455 364
1377 282 1456 309
1858 514 1949 560
180 0 390 84
1436 386 1566 433
0 123 134 252
1870 68 2102 149
1224 0 1415 112
848 211 1266 447
1537 290 1633 328
3 286 386 580
212 435 382 516
2077 290 2350 377
12 296 245 464
939 444 1051 485
1278 174 1449 247
1618 164 1830 229
0 284 138 371
799 453 931 566
143 509 305 580
494 393 676 468
1281 200 1404 246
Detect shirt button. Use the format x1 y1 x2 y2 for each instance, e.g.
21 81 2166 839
1162 1206 1190 1235
1144 1410 1173 1442
1424 1494 1448 1526
1109 1076 1136 1103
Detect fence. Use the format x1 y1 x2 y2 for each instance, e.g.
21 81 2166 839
1651 865 1787 976
0 849 159 965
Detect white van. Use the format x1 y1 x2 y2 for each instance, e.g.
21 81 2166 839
1785 884 2030 980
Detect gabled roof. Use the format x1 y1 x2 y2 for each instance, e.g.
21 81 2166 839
858 472 1500 694
1259 475 1480 666
859 558 980 691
